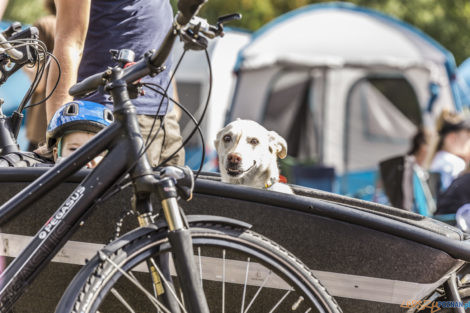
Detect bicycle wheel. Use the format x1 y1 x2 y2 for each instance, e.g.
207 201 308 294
58 223 342 313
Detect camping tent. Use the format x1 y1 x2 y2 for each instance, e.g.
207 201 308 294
456 57 470 108
229 2 460 198
172 29 250 170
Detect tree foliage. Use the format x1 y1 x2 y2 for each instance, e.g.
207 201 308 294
3 0 46 25
7 0 470 64
174 0 470 65
351 0 470 65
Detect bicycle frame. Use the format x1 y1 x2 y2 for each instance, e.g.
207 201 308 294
0 69 208 313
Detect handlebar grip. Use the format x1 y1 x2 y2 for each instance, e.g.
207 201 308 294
0 33 23 61
176 0 207 25
69 72 106 98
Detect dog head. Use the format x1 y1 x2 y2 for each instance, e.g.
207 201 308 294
214 119 287 186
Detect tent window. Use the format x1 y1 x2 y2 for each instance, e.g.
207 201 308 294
345 76 421 171
262 70 320 161
367 78 422 126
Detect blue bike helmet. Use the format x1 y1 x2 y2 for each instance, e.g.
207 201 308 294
46 100 114 150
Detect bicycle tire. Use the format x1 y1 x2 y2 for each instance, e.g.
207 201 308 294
57 223 342 313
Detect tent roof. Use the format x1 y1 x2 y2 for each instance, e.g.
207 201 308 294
236 2 456 73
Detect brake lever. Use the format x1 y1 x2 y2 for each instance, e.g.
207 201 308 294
215 13 242 36
1 22 22 39
0 26 40 84
179 13 242 51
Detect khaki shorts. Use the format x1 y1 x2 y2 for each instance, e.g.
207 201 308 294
137 108 185 167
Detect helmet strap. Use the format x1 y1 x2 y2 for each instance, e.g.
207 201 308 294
57 137 63 158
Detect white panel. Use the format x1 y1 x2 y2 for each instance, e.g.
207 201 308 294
242 9 445 69
0 233 460 305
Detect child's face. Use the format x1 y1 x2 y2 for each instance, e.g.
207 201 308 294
60 131 95 158
53 131 104 168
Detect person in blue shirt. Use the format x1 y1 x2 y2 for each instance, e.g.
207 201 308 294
45 0 184 167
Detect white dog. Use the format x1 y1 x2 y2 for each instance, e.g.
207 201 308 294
214 119 293 194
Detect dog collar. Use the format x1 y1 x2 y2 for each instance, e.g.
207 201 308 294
264 175 288 189
264 177 278 189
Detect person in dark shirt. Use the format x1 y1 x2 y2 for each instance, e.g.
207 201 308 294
379 128 436 215
436 171 470 215
45 0 184 167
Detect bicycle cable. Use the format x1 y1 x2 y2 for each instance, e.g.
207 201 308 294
88 49 190 207
92 47 212 206
143 83 206 179
138 47 212 180
139 49 187 158
4 38 48 110
93 90 204 205
23 52 61 109
157 49 212 172
0 37 62 112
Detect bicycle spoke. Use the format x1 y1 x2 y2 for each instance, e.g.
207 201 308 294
222 249 226 313
67 226 338 313
149 256 188 313
198 246 203 289
179 287 185 308
98 251 171 313
240 257 251 313
110 288 136 313
268 289 292 313
244 270 272 313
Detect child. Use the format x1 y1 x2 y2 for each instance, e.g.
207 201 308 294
46 100 114 168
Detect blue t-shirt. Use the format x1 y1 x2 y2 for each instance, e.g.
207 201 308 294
77 0 174 115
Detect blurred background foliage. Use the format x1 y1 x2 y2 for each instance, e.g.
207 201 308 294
4 0 470 65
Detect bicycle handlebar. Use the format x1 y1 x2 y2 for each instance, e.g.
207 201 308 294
69 51 151 98
0 33 23 61
69 0 209 98
69 72 107 98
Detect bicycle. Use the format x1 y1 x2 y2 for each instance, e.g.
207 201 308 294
0 0 342 312
0 21 57 166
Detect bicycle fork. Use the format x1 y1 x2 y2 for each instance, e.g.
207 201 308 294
138 176 210 313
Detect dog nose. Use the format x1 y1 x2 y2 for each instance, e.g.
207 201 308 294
228 153 242 164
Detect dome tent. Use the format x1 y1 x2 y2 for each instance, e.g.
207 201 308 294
229 2 460 198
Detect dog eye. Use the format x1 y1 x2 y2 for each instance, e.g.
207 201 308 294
223 135 232 142
249 138 259 145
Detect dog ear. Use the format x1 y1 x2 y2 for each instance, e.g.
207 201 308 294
268 131 287 159
214 129 222 150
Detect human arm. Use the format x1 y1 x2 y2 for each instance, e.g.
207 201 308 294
46 0 90 122
0 0 8 20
